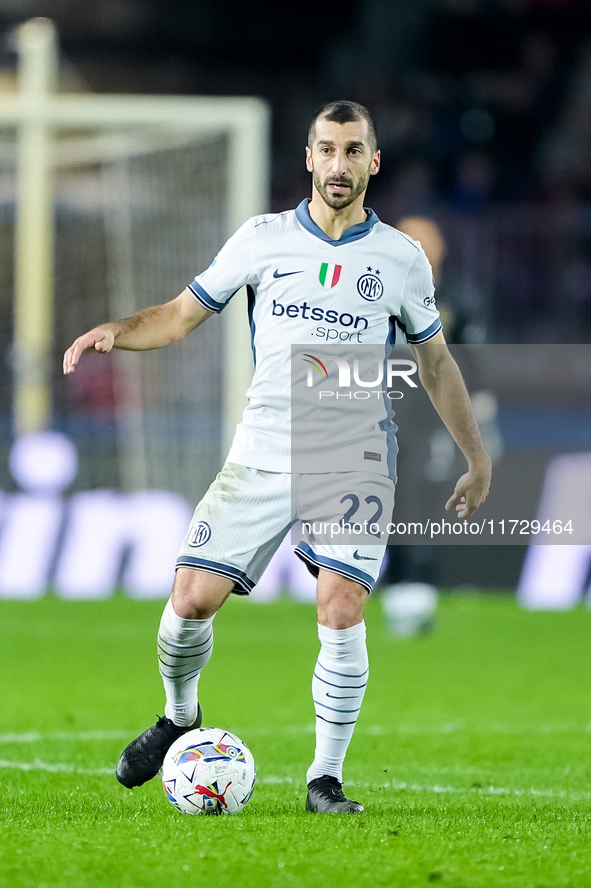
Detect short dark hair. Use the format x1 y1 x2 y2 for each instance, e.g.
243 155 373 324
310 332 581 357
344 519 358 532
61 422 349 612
308 101 377 152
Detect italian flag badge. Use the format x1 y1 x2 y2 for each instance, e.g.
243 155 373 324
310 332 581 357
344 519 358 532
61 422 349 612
319 262 342 289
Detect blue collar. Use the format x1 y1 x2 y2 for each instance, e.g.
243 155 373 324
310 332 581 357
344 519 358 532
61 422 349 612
295 198 379 246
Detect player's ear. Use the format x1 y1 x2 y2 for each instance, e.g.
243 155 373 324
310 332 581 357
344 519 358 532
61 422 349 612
305 145 313 172
370 150 381 176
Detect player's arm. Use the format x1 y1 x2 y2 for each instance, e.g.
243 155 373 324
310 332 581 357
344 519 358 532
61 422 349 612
63 288 212 375
410 330 492 518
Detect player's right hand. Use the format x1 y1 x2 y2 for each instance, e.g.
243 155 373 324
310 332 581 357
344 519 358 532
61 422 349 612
63 328 115 375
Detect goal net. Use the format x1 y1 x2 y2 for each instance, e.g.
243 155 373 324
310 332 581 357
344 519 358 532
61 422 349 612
55 130 228 506
0 95 268 506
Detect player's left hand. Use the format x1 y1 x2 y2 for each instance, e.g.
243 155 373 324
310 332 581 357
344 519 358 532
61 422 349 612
445 457 492 518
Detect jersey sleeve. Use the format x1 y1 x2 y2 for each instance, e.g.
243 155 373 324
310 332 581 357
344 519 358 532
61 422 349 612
187 218 259 313
397 247 442 344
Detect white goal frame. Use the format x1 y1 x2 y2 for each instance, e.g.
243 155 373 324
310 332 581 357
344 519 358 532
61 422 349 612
0 18 270 458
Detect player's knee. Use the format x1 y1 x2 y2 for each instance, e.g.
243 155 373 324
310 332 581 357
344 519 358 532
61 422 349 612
320 600 365 630
317 573 368 629
172 568 233 619
172 594 215 620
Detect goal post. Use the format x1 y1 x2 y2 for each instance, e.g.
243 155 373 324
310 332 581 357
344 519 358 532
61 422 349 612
0 18 270 499
12 18 57 436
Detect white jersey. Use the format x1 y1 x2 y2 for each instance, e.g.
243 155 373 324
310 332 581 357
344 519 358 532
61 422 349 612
188 199 441 474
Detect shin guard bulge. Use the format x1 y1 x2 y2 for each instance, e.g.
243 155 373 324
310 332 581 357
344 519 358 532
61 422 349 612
157 598 214 726
307 621 369 784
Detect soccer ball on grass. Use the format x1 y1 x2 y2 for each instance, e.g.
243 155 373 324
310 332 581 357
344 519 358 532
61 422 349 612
162 726 256 815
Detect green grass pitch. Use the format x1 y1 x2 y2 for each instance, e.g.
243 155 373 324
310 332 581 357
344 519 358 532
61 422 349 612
1 592 591 887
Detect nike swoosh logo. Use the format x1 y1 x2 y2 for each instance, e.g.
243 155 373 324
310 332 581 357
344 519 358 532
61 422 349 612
273 269 304 278
353 550 378 561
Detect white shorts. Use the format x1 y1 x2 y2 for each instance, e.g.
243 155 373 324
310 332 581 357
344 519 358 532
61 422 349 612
176 463 393 594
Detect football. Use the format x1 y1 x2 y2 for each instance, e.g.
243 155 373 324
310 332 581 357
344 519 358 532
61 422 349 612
161 727 256 815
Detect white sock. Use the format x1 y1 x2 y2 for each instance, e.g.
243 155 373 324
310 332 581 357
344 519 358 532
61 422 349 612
306 621 368 785
157 598 214 726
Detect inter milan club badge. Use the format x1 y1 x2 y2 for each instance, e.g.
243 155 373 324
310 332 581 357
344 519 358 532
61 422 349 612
188 521 211 547
357 267 383 301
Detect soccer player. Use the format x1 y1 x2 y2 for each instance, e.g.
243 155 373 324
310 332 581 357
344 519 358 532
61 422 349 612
63 101 492 814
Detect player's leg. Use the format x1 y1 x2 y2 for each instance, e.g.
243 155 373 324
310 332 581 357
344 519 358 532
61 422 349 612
116 568 233 789
294 470 390 812
158 568 234 728
305 569 368 813
316 568 368 628
117 463 292 788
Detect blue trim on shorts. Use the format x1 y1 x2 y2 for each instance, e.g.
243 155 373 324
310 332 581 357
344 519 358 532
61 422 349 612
294 543 375 593
175 555 255 595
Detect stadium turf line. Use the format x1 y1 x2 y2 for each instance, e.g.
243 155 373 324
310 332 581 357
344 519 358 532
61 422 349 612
1 592 591 887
